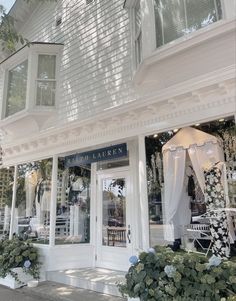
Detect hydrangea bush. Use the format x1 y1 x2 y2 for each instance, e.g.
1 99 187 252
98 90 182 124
119 246 236 301
0 237 41 282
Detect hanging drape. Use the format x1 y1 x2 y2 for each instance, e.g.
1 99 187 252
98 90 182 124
163 147 186 241
162 127 224 242
188 142 224 193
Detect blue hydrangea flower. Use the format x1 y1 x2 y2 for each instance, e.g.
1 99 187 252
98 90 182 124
129 255 138 265
207 255 222 269
164 265 176 278
148 248 155 254
24 260 31 269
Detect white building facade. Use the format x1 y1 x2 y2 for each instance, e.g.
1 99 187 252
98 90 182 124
0 0 235 282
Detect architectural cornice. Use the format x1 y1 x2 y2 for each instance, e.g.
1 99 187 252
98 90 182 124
1 76 235 166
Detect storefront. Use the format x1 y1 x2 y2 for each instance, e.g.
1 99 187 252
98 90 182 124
0 112 235 275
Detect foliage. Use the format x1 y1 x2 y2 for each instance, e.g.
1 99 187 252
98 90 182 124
119 246 236 301
0 0 56 52
0 237 41 282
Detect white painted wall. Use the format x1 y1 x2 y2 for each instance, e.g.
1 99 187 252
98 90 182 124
19 0 135 125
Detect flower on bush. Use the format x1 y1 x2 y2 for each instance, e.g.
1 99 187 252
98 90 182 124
119 246 236 301
164 265 176 278
129 255 138 265
23 260 31 269
148 248 155 254
207 255 222 268
0 237 41 282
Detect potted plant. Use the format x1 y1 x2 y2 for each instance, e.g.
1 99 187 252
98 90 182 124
119 246 236 301
0 237 41 289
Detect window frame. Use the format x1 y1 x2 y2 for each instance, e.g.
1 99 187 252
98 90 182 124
0 43 63 121
153 0 223 49
35 54 57 107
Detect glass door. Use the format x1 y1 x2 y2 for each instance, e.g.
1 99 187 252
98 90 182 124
96 168 132 271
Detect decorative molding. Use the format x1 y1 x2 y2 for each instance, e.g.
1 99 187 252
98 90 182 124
2 77 235 166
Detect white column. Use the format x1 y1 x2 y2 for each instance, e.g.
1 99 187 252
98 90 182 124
138 135 149 250
127 140 140 251
9 165 18 239
49 155 58 247
90 163 97 246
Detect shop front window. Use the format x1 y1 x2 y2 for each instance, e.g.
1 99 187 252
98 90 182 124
55 160 91 245
146 117 236 257
0 167 14 238
14 159 52 244
154 0 222 48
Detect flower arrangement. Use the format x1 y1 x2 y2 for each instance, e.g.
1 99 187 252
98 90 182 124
0 237 41 283
119 246 236 301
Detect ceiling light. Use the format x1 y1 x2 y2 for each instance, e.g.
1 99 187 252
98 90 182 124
153 134 158 138
219 118 225 122
173 128 179 133
195 123 200 126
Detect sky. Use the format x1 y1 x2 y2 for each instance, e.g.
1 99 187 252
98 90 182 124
0 0 16 13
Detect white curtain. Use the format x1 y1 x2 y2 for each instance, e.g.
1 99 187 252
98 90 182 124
188 142 224 193
163 147 186 241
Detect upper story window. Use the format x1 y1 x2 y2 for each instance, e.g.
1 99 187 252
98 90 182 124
6 60 28 117
0 42 63 120
36 55 56 106
154 0 222 48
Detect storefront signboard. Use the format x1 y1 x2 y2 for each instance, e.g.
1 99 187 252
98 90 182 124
65 143 127 167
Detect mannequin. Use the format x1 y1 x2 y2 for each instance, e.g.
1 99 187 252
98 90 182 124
25 170 39 217
69 175 84 204
203 160 230 258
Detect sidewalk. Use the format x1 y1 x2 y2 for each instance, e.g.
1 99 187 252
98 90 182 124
17 281 127 301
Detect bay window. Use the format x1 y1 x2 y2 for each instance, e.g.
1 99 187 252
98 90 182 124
154 0 222 48
1 42 62 121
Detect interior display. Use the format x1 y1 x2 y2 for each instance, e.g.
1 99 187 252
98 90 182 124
204 161 230 258
162 127 224 241
55 163 91 245
146 117 236 251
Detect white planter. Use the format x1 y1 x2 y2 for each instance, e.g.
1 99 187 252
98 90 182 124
127 298 140 301
0 267 34 289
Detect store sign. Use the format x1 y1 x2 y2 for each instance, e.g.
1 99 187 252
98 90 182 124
65 143 127 167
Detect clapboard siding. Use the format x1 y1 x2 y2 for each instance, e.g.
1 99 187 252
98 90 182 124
20 0 134 125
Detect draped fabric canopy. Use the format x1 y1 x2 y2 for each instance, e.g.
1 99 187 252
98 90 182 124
162 127 224 241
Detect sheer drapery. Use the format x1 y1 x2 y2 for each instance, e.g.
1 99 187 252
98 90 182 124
188 142 224 193
163 147 186 241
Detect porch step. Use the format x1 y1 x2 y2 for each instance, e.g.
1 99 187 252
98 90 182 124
46 268 126 297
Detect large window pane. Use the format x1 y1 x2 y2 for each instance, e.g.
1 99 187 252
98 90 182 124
5 60 28 117
14 159 52 244
185 0 221 33
0 167 14 238
55 162 91 245
36 55 56 106
154 0 222 48
146 117 236 254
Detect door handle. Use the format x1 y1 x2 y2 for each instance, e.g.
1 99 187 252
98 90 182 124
127 225 131 243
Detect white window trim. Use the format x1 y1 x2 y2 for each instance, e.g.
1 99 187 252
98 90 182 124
0 43 63 121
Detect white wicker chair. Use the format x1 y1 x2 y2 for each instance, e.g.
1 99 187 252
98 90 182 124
184 223 213 256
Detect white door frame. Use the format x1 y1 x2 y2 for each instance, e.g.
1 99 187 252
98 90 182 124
95 166 134 271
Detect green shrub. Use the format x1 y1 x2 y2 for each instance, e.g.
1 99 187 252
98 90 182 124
119 246 236 301
0 237 41 282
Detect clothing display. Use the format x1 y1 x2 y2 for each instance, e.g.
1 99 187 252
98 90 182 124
204 161 230 258
25 170 38 217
